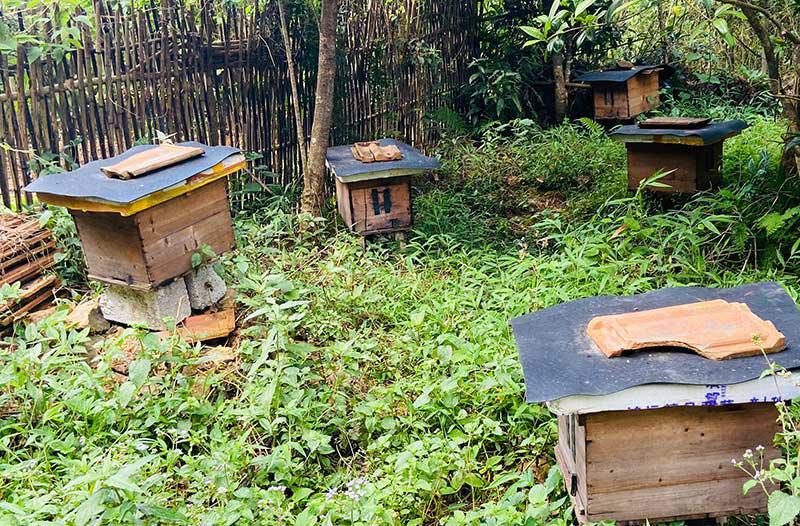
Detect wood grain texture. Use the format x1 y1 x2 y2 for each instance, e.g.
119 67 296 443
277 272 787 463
73 179 234 288
626 71 660 117
626 143 723 193
593 83 630 120
72 210 150 287
557 403 780 523
338 176 412 235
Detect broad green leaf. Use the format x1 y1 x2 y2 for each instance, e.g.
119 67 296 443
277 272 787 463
575 0 596 17
128 359 151 387
74 490 105 526
769 491 800 526
118 382 136 408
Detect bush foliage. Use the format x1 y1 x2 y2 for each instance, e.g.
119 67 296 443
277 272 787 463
2 107 799 524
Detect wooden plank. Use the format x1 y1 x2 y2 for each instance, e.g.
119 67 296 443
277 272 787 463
335 177 354 228
626 71 660 117
0 287 56 326
626 143 704 193
135 179 230 243
142 209 235 286
0 274 58 312
362 177 412 233
582 403 779 522
0 253 55 287
593 84 629 120
157 308 235 343
71 210 150 287
0 239 56 273
640 117 711 129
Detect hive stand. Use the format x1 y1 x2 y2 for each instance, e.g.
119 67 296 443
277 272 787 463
327 138 439 246
611 119 748 193
575 65 662 121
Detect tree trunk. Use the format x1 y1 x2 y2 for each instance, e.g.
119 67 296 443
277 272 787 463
301 0 338 217
739 7 799 174
278 0 307 174
552 51 568 123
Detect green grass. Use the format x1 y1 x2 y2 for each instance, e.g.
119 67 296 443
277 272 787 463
1 116 799 525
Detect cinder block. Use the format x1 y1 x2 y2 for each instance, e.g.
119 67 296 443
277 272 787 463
99 280 191 330
184 264 227 311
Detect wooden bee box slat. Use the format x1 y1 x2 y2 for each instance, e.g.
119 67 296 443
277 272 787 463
142 210 234 285
626 142 723 193
626 71 660 117
593 83 630 120
557 403 779 524
72 179 234 289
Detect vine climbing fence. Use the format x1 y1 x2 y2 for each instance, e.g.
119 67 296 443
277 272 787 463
0 0 479 209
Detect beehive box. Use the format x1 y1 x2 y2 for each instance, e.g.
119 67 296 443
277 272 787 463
576 65 661 120
25 143 244 289
327 139 439 237
556 403 779 523
611 119 748 193
511 282 800 525
335 175 412 235
70 179 234 289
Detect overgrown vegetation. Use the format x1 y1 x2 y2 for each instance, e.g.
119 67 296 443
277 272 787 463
2 101 799 523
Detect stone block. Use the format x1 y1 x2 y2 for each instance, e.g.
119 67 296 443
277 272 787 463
184 264 227 311
99 280 191 330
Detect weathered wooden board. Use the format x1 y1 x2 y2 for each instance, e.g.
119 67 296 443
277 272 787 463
557 403 780 523
593 83 630 120
72 210 150 287
626 70 660 117
626 142 722 193
336 176 412 235
73 179 234 289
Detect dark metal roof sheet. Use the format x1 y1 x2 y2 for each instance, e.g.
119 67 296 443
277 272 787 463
610 119 748 145
326 138 440 182
575 65 662 83
24 142 240 204
510 282 800 403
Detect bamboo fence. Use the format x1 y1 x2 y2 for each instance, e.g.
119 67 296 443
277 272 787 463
0 0 479 209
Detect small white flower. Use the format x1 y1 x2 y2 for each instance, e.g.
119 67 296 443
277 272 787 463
325 488 337 500
217 486 228 494
754 470 762 480
743 449 753 459
268 485 286 493
731 459 738 465
756 445 765 452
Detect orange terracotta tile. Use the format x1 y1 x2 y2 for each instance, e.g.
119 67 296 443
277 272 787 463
587 299 786 360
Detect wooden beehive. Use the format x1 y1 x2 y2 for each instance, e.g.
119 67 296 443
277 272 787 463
556 403 779 524
25 143 245 290
71 178 234 289
327 139 439 238
576 66 661 120
335 176 412 235
611 119 748 193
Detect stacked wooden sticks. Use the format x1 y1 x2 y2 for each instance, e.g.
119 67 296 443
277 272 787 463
0 214 60 329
